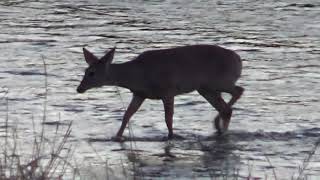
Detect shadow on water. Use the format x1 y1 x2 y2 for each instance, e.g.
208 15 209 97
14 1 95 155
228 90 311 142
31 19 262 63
87 127 320 142
85 128 320 178
200 135 241 177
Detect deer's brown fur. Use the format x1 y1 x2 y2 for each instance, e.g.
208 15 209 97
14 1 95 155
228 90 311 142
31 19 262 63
77 45 244 141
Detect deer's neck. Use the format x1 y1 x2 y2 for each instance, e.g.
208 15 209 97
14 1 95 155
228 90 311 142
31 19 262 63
109 63 144 91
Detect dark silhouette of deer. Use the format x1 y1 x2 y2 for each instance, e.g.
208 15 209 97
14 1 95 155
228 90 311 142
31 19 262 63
77 45 244 141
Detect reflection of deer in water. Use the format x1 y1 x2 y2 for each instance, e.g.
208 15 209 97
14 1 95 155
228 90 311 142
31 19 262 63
77 45 244 141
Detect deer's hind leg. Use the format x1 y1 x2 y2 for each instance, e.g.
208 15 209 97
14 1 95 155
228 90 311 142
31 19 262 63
225 86 244 107
198 88 232 134
213 86 244 131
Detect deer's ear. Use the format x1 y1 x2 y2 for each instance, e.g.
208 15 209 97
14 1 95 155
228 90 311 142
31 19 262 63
101 47 115 65
83 48 98 65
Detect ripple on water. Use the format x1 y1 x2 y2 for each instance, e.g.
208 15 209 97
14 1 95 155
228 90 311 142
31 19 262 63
0 0 320 178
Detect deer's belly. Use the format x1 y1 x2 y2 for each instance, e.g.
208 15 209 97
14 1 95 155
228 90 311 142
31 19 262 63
131 83 198 99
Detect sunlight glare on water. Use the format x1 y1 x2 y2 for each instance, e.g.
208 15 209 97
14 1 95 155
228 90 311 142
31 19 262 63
0 0 319 179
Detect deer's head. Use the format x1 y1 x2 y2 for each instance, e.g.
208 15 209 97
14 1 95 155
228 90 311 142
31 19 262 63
77 47 115 93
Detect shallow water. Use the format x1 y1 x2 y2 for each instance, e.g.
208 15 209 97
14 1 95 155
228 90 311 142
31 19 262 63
0 0 320 179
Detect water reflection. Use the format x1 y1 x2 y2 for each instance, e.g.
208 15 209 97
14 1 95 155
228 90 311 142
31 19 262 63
0 0 319 178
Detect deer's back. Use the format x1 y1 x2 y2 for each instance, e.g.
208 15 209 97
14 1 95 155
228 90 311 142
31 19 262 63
128 45 242 98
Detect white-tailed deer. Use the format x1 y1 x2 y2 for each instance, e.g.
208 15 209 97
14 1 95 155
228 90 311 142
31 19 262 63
77 45 244 141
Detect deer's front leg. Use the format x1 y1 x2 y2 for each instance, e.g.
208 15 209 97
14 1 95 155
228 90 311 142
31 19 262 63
162 97 174 139
115 95 145 140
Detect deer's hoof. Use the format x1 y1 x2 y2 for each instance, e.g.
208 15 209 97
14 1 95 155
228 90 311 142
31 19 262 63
214 116 228 135
165 133 184 141
111 136 126 142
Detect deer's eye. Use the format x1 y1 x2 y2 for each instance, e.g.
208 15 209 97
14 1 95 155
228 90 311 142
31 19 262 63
88 71 95 77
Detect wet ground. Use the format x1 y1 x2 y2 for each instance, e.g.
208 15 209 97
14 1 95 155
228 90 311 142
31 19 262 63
0 0 320 179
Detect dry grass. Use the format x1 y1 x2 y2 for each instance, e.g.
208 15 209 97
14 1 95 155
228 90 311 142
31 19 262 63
0 57 76 180
0 98 75 180
295 138 320 180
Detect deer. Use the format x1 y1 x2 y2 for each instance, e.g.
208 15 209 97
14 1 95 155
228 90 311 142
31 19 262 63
77 45 244 141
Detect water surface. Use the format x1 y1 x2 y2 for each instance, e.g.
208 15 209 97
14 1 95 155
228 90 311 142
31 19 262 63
0 0 320 179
